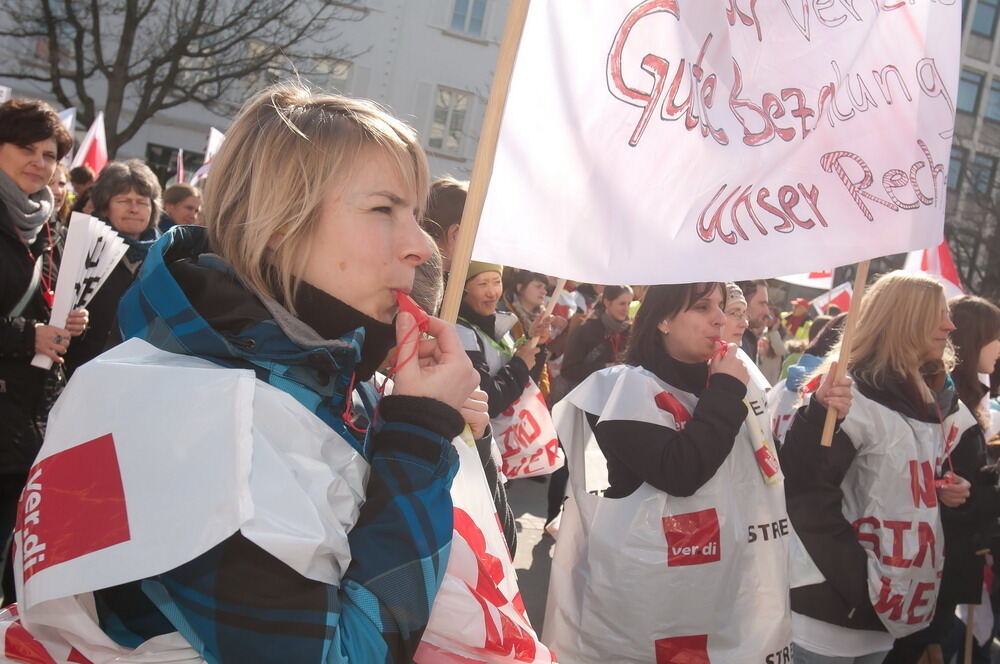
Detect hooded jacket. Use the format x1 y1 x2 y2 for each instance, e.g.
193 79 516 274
83 226 465 663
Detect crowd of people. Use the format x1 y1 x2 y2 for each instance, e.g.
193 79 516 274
0 86 999 664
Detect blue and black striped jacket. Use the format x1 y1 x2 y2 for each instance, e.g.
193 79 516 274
97 226 463 663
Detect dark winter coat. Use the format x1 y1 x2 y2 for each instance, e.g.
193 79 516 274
0 202 64 476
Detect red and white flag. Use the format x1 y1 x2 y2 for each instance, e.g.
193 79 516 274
777 271 834 290
810 282 853 314
902 239 963 299
190 128 225 185
70 112 107 175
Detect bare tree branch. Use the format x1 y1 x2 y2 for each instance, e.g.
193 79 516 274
0 0 367 155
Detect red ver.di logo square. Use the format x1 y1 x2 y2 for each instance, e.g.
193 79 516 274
662 508 721 566
17 433 130 581
654 634 710 664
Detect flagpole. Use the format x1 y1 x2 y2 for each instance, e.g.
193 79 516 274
820 259 870 447
439 0 532 324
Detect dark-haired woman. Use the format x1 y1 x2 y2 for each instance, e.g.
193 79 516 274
545 285 632 525
504 270 555 398
545 283 837 663
0 98 86 603
560 285 632 391
63 159 161 376
884 295 1000 663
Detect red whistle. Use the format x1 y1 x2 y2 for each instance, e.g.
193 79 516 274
712 338 728 358
395 291 430 333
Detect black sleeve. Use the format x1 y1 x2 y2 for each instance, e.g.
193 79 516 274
946 425 1000 523
0 316 38 358
592 373 748 497
528 346 548 385
472 428 517 557
466 349 531 418
780 398 872 614
560 323 607 385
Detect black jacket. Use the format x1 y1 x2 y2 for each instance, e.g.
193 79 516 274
458 303 538 418
588 353 748 499
780 375 960 632
560 316 627 389
938 403 998 605
0 202 64 476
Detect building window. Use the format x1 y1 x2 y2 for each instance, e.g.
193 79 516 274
450 0 488 35
315 59 352 92
973 0 1000 37
429 87 471 154
145 143 205 187
986 79 1000 121
958 69 985 114
949 146 968 191
971 152 998 195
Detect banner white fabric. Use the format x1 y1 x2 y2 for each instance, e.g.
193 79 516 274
415 435 553 664
492 380 565 480
544 360 790 663
475 1 959 284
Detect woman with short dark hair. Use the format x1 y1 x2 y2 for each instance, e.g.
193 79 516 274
63 159 161 375
0 97 85 603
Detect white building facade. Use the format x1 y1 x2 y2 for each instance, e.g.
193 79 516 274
0 0 510 182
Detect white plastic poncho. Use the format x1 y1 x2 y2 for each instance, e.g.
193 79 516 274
543 358 791 664
1 338 368 663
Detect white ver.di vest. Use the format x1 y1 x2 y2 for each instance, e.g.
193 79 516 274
544 354 791 664
794 381 977 638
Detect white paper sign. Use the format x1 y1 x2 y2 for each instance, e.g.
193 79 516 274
475 1 960 284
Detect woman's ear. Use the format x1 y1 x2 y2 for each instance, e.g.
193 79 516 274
657 319 670 335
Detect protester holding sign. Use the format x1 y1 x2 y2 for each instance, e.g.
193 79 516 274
504 270 556 398
0 98 86 605
781 271 973 664
887 296 1000 661
63 160 161 376
545 282 800 663
457 263 563 480
458 262 552 415
7 84 481 663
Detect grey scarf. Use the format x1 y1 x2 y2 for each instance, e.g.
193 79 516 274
0 168 53 244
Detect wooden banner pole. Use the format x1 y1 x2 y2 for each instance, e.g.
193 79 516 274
439 0 532 324
527 278 567 348
820 260 870 447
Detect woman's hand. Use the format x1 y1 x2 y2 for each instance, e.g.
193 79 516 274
528 313 553 344
392 313 480 412
65 309 89 337
814 362 853 420
461 389 490 439
34 324 71 364
938 472 971 507
709 343 749 384
515 342 538 371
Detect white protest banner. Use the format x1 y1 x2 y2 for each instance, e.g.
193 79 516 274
473 1 959 285
31 213 127 370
